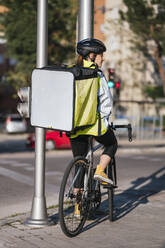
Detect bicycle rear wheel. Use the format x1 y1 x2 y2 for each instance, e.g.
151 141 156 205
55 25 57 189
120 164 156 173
108 187 114 221
59 157 89 237
107 158 116 222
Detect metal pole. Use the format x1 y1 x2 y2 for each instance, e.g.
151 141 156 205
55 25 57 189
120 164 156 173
153 115 156 140
25 0 49 226
78 0 94 41
160 115 163 139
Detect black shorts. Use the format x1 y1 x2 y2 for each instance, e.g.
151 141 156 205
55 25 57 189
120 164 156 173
70 128 118 158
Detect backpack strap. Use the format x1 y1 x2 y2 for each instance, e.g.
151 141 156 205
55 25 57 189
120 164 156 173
89 63 98 70
97 76 101 136
98 112 101 136
66 132 71 137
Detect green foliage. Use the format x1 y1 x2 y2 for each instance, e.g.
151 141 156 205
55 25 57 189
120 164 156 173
143 85 164 99
120 0 165 97
120 0 165 54
0 0 77 88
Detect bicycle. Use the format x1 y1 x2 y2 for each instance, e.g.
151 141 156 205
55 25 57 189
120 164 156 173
58 123 132 237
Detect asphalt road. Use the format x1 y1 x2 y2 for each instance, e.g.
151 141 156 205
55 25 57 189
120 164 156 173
0 133 30 154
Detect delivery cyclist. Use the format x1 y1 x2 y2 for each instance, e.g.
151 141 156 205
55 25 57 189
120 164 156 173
70 38 118 215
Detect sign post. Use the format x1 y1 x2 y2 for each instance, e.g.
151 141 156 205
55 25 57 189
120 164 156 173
25 0 49 226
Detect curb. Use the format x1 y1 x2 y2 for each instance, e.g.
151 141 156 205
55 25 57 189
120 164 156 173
0 145 165 158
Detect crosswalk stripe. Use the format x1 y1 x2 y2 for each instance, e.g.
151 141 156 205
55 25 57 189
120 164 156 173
148 158 163 162
46 171 63 176
131 156 146 160
0 159 31 167
0 159 18 164
0 167 34 186
24 167 34 171
0 167 59 193
10 162 31 167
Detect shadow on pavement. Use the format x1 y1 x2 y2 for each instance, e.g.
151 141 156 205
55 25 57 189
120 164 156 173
114 166 165 221
80 166 165 233
29 163 165 236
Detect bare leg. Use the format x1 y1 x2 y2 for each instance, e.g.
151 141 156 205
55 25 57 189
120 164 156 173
74 188 82 195
94 154 113 184
99 154 111 170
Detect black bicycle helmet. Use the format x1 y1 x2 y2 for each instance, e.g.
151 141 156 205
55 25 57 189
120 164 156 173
77 38 106 57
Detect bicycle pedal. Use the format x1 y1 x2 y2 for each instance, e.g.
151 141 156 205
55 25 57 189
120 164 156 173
102 184 117 189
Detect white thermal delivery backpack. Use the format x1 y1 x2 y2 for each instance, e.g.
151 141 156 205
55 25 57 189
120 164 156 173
30 65 99 134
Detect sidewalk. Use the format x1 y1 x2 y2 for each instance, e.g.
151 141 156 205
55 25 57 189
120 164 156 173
0 189 165 248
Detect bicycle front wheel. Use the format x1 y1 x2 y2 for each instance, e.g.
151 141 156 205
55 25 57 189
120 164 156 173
59 157 89 237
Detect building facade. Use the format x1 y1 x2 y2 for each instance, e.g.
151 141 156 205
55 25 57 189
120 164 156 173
94 0 165 131
94 0 105 42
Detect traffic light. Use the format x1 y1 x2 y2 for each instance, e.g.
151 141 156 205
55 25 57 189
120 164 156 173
115 81 120 89
115 81 120 98
17 87 31 118
108 68 115 88
107 69 121 89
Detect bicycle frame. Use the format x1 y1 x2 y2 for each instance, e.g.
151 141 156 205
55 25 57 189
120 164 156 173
84 123 132 190
67 123 132 203
84 137 103 191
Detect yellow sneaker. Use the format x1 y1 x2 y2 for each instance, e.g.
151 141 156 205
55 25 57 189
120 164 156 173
74 203 80 218
94 165 113 184
101 181 108 185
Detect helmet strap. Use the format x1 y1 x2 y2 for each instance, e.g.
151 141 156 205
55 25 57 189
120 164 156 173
92 54 97 62
86 53 97 62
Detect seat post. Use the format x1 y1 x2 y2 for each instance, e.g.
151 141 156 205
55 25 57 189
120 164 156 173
88 136 93 150
88 136 93 167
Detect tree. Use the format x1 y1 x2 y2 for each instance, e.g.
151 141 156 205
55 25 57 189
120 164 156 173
0 0 77 90
120 0 165 96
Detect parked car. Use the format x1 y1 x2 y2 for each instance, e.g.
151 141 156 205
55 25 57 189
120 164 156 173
3 114 27 134
26 131 71 150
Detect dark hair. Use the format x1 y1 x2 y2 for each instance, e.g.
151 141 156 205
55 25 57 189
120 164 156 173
76 55 83 66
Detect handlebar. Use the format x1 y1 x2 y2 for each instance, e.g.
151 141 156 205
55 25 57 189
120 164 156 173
110 122 132 142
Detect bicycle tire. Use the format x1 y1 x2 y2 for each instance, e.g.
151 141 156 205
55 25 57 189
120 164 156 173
107 158 116 222
59 157 89 237
108 187 114 222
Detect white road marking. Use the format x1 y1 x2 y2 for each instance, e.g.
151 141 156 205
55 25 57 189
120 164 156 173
131 156 146 160
10 162 31 167
0 159 31 167
0 167 34 186
148 158 163 162
0 159 18 164
0 167 58 193
45 171 63 176
24 167 34 171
